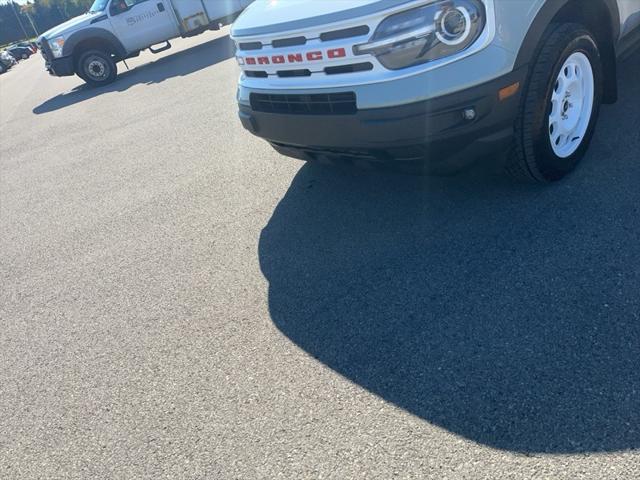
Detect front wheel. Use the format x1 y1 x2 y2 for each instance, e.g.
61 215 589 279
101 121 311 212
21 53 29 60
506 23 603 183
76 49 117 87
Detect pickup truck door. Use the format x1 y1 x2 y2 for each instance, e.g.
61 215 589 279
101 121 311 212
108 0 180 53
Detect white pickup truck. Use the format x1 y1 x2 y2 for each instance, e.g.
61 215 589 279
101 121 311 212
38 0 253 86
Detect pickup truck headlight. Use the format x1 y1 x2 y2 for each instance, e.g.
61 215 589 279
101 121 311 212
48 37 65 58
355 0 486 70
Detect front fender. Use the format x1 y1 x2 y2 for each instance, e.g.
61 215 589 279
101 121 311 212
513 0 620 103
62 27 127 59
514 0 620 69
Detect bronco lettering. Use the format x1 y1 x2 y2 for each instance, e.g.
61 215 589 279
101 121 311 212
240 48 347 66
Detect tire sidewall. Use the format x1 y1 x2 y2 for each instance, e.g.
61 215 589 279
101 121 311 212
531 33 603 180
77 50 117 87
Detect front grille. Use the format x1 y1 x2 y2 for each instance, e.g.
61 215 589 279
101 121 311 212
324 62 373 75
272 36 307 48
38 40 51 63
239 41 262 51
236 23 373 80
319 25 370 42
250 92 357 115
245 63 373 79
277 69 311 78
239 26 367 51
245 70 268 78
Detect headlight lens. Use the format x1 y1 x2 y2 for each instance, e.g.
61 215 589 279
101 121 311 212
48 37 65 58
355 0 486 70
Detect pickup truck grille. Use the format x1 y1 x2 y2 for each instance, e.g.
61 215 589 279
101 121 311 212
250 92 357 115
38 40 51 63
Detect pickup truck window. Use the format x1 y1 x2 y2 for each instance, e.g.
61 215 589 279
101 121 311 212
110 0 148 16
89 0 109 13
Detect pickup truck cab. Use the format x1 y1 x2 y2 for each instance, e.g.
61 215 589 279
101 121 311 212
38 0 253 86
231 0 640 182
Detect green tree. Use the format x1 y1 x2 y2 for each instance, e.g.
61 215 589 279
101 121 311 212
0 0 93 45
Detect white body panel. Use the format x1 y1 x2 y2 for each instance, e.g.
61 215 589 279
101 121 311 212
172 0 252 34
231 0 640 85
111 0 250 52
172 0 211 33
110 0 180 52
202 0 244 21
233 0 497 91
230 0 640 110
40 0 253 57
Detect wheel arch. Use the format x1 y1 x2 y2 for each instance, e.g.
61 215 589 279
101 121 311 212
515 0 620 104
63 28 127 66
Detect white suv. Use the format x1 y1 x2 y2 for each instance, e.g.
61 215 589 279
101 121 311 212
232 0 640 182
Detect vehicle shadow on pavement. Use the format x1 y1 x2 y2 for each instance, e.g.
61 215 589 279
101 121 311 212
32 35 235 115
258 51 640 453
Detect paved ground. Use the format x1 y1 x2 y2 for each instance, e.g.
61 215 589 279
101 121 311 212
1 29 640 479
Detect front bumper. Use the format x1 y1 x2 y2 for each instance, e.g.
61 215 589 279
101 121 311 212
238 66 528 171
46 56 75 77
40 40 75 77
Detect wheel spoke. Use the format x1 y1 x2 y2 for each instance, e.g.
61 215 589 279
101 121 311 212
550 105 561 124
555 75 566 95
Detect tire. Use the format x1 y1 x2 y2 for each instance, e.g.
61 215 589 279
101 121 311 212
0 63 6 74
506 23 604 183
76 49 117 87
21 53 29 60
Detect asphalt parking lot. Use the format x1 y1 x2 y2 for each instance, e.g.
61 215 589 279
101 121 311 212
1 28 640 479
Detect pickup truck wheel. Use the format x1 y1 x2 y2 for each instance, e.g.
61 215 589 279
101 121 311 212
506 23 603 183
77 50 117 87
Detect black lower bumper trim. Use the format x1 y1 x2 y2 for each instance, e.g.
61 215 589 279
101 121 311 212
239 66 528 168
47 56 75 77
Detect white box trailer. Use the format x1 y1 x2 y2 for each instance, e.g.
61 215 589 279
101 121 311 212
38 0 254 86
171 0 253 36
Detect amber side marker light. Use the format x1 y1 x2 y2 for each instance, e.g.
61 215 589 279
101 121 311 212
499 82 521 101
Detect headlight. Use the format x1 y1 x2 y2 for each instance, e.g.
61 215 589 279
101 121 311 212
354 0 486 70
48 37 65 58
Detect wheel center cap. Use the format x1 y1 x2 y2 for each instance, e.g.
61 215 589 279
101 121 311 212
561 87 581 128
89 61 105 77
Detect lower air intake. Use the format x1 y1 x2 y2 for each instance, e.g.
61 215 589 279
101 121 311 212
250 92 357 115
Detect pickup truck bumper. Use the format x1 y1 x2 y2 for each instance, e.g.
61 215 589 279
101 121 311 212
46 56 75 77
238 67 528 172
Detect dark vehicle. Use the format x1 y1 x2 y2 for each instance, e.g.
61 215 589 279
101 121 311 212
0 51 16 74
14 42 38 53
7 46 33 61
